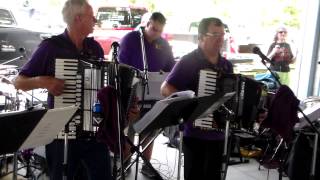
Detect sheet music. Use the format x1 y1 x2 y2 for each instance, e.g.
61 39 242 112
19 106 78 150
133 90 195 134
136 72 169 100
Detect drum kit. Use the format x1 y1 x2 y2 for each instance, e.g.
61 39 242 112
0 64 47 112
0 64 19 111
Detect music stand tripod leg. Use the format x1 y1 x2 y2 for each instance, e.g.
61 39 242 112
123 131 164 180
62 133 68 180
177 118 184 180
133 134 139 180
221 105 234 180
13 152 18 180
221 117 230 180
310 132 318 180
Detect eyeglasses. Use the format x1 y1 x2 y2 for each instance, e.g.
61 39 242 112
150 26 163 33
205 32 225 38
278 31 287 34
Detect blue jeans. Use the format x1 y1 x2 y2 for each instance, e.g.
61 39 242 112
46 139 112 180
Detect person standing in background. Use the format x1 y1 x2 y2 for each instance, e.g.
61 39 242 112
267 26 295 86
119 12 175 178
119 12 175 72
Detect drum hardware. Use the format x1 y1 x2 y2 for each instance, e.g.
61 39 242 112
0 83 21 112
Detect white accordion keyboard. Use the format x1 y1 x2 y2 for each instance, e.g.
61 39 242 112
198 69 218 97
55 58 82 139
195 69 219 129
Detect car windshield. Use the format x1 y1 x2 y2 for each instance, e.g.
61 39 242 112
0 9 16 26
96 7 146 29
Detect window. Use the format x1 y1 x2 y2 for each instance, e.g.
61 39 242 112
96 7 147 29
0 9 17 26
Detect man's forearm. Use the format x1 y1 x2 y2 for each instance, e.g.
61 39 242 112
13 75 46 91
160 81 178 97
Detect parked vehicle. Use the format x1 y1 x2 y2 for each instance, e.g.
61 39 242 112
0 7 48 68
92 5 148 58
0 7 17 27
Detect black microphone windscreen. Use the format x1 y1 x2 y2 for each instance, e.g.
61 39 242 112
252 47 260 54
111 42 119 48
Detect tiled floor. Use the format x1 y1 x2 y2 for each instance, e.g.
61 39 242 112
0 134 289 180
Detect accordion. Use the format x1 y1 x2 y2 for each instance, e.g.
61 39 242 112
106 63 141 120
54 58 107 139
197 69 266 131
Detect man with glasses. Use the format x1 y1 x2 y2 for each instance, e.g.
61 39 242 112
13 0 112 179
118 12 175 178
161 17 233 180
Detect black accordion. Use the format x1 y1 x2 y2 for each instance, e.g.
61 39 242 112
197 69 266 131
106 63 141 120
54 58 108 139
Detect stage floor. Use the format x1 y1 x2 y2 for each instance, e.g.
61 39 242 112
0 134 288 180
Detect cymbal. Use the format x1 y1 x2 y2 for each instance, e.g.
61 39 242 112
0 64 17 70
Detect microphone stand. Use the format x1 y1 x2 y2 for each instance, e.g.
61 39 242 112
260 56 320 180
134 27 152 179
111 42 125 180
139 27 150 106
1 47 27 65
1 56 24 65
260 58 281 88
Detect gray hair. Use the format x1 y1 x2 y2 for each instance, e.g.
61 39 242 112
62 0 88 25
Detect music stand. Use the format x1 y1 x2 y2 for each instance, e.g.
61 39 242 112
0 106 78 179
180 92 236 180
132 91 235 180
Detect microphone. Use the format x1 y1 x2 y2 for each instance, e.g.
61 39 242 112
252 47 273 64
111 41 120 49
19 47 27 58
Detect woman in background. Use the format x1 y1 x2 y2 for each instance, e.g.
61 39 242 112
267 26 295 86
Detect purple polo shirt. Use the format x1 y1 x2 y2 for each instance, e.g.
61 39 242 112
166 47 233 140
19 29 104 108
119 31 175 72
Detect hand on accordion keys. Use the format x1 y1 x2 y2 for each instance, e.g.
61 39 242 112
193 114 219 130
42 76 65 96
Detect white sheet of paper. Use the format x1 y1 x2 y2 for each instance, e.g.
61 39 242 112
136 72 169 100
133 90 195 134
19 106 78 150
